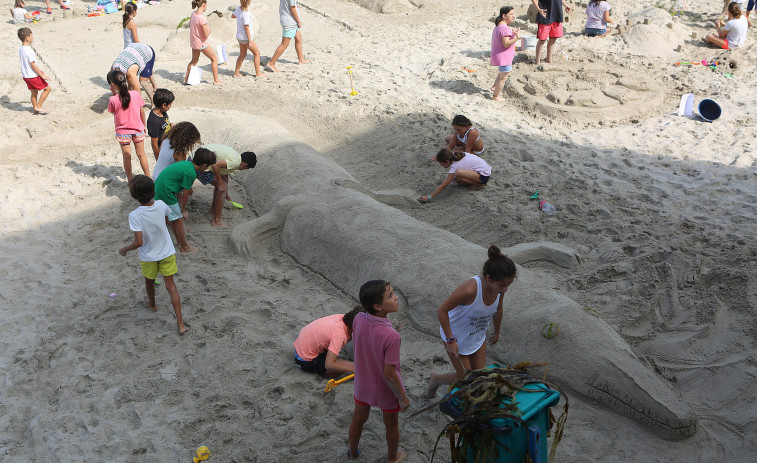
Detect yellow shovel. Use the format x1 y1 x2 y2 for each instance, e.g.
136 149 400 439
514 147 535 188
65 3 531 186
325 373 354 392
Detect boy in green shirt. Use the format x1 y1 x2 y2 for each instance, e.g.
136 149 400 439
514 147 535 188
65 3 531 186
154 149 216 253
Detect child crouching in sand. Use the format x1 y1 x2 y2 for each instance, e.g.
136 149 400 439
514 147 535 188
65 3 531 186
419 149 492 203
119 175 188 335
348 280 410 462
491 6 520 101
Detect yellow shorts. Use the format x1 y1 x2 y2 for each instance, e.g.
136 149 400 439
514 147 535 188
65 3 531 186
140 254 178 280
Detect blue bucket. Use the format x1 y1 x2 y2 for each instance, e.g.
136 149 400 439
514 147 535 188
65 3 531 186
698 99 721 122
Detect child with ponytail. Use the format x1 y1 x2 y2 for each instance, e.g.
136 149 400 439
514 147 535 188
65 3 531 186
491 6 520 101
183 0 224 85
108 69 149 183
418 148 492 203
231 0 266 78
426 245 516 397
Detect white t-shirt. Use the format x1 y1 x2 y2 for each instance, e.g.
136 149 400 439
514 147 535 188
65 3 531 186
448 152 492 177
128 200 176 262
723 16 748 49
279 0 297 29
152 141 177 181
19 46 38 79
12 7 29 24
234 7 253 41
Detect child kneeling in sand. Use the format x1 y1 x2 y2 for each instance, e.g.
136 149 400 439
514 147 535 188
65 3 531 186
119 175 189 334
419 149 492 203
348 280 410 462
705 2 748 50
294 306 362 377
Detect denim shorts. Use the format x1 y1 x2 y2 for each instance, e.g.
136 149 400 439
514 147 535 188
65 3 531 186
498 65 512 72
585 28 606 37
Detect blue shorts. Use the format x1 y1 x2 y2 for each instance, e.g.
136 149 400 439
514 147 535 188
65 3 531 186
498 65 512 72
294 350 327 374
196 170 216 185
282 27 298 39
585 28 606 37
166 201 183 221
479 175 490 184
140 46 155 78
748 0 756 11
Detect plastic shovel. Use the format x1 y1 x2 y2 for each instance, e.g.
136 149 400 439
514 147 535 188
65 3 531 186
325 373 354 392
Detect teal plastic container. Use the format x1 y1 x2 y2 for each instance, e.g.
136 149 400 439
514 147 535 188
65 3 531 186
440 366 560 463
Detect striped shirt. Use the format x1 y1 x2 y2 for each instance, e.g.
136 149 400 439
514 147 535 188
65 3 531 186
111 43 153 74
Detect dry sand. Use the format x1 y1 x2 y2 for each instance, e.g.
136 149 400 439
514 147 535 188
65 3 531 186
1 0 756 461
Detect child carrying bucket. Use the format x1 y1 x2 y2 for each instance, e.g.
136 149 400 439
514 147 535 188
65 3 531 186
491 6 520 101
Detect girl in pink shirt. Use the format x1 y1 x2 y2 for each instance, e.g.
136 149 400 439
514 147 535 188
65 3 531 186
183 0 223 85
348 280 410 462
107 69 149 183
491 6 520 101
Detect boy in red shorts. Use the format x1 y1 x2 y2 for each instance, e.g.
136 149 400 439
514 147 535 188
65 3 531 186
17 28 51 115
531 0 572 65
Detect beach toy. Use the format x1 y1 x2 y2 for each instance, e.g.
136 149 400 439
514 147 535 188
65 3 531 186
520 35 537 50
324 373 354 392
724 73 733 78
461 68 477 73
678 93 694 116
530 191 539 199
216 44 228 65
109 293 117 298
194 446 210 463
187 66 203 85
227 200 243 209
698 98 721 122
346 66 357 96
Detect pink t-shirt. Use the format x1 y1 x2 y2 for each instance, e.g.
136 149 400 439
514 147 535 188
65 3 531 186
108 90 145 135
352 312 403 410
490 23 515 67
293 314 350 361
189 11 208 50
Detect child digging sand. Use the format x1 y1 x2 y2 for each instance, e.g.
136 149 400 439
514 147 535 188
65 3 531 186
348 280 410 462
119 175 189 335
17 28 52 115
294 307 363 377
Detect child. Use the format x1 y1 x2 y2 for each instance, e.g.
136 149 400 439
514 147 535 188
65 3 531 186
107 69 149 183
194 144 256 227
348 280 410 462
232 0 266 78
706 2 748 50
10 0 34 24
111 42 156 106
183 0 224 85
531 0 572 65
418 149 492 203
265 0 310 72
119 175 189 335
584 0 612 37
294 307 363 377
426 246 516 397
152 121 201 180
444 115 484 155
123 3 138 48
147 88 174 160
43 0 67 14
17 28 51 115
153 149 217 254
491 6 520 101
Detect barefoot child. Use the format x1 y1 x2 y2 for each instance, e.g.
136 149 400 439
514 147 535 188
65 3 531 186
195 144 257 227
294 307 363 377
17 28 52 115
706 2 748 50
444 115 485 155
11 0 35 24
491 6 520 101
153 149 217 253
531 0 572 65
419 149 492 203
426 246 516 397
183 0 224 85
146 88 174 160
348 280 410 462
232 0 266 78
119 175 189 335
111 42 157 106
107 69 149 183
152 121 201 180
266 0 310 71
584 0 612 37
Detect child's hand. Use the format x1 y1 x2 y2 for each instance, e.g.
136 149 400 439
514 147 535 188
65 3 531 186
538 7 547 18
418 195 431 203
399 395 411 411
118 247 128 256
489 332 500 345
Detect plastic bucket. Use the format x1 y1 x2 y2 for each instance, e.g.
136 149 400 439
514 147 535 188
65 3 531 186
698 99 721 122
520 36 537 50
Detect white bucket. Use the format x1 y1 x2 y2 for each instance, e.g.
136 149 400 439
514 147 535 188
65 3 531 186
187 66 203 85
520 35 537 50
216 44 228 65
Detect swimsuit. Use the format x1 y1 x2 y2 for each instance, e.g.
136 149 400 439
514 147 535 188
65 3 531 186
456 127 484 155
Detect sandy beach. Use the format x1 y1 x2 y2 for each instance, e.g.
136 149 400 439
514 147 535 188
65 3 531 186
1 0 756 461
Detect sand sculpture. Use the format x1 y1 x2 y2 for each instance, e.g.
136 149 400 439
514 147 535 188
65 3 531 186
216 110 697 441
347 0 417 14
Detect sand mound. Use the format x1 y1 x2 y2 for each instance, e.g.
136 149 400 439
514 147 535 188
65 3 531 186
506 63 665 124
619 23 685 58
346 0 416 14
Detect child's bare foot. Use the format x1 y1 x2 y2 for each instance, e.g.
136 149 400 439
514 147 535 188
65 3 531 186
178 323 189 335
425 372 442 398
33 107 48 115
180 244 200 253
298 59 311 64
266 63 279 72
255 71 268 77
468 184 485 191
492 96 504 101
211 219 229 228
233 72 242 78
388 447 407 463
213 80 225 85
144 297 158 312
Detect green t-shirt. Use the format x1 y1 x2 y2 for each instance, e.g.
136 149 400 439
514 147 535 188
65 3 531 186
154 161 196 205
198 144 241 175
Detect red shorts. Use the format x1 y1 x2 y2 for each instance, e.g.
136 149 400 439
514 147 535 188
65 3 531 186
537 22 564 41
354 396 400 414
23 76 48 90
722 38 730 50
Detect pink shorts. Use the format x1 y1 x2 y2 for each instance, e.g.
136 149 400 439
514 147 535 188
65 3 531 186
23 76 48 90
354 396 400 414
537 22 564 41
115 129 146 145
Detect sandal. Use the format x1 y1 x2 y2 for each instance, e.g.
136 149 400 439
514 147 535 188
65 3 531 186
347 447 360 460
